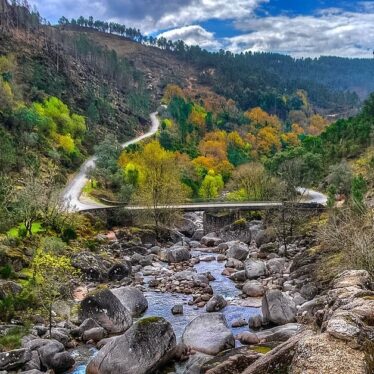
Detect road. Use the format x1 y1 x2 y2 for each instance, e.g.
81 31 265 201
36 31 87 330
62 111 161 211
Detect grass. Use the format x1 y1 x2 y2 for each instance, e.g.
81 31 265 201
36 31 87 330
0 326 29 351
7 222 44 238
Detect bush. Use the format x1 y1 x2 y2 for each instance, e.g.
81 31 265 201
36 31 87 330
0 264 13 279
0 326 29 351
61 227 77 243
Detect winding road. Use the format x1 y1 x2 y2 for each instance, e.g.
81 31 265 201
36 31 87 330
63 110 327 212
63 111 161 212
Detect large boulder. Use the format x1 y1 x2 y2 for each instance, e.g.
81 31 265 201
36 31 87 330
111 286 148 317
266 258 286 274
244 259 267 279
0 348 31 371
290 332 369 374
86 317 176 374
242 280 265 297
71 252 130 282
201 233 223 247
254 229 277 248
79 288 132 333
182 313 234 355
262 289 297 325
226 242 249 261
37 339 74 372
332 270 371 289
164 246 191 263
175 218 197 237
206 295 227 312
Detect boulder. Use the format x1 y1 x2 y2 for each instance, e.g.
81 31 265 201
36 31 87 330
326 312 361 342
165 246 191 263
229 270 247 282
72 318 100 337
332 270 371 290
256 323 302 343
201 233 223 247
108 262 131 281
82 327 107 342
290 332 369 374
255 229 277 248
37 340 65 370
219 221 252 244
300 283 318 301
171 304 183 315
245 259 267 279
192 229 204 241
47 351 75 372
86 317 176 374
175 218 197 237
111 286 148 317
79 288 132 334
248 315 263 329
0 348 31 371
182 313 234 355
0 280 22 299
262 290 297 325
226 242 249 261
266 258 286 274
206 295 227 312
242 280 265 297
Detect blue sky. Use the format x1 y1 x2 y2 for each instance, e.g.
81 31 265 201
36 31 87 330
29 0 374 57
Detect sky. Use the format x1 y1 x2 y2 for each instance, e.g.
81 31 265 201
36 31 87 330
28 0 374 58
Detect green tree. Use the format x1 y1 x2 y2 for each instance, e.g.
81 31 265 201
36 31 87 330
199 170 224 199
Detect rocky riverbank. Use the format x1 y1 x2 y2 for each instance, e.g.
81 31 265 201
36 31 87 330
1 211 373 374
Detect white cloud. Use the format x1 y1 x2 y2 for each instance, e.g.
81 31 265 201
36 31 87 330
159 25 222 50
224 11 374 57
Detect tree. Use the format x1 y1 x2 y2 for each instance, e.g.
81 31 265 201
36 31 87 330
198 170 224 199
227 163 281 201
351 175 367 210
131 141 188 231
31 247 77 335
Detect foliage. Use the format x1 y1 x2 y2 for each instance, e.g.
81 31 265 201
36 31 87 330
0 326 30 351
198 170 224 199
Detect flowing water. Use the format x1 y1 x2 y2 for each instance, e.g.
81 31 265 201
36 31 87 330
70 249 261 373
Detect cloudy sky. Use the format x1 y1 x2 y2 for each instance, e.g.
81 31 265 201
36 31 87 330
29 0 374 58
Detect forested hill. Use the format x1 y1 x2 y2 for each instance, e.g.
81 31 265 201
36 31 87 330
55 15 374 119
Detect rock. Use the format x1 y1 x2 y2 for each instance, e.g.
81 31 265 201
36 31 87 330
256 323 302 343
258 243 278 259
111 286 148 317
262 289 297 325
37 340 64 369
82 327 107 342
231 318 247 327
171 304 183 315
226 242 249 261
108 263 132 281
0 349 31 371
219 221 252 244
266 258 286 274
244 259 267 279
166 246 191 263
48 351 75 372
79 288 133 334
243 280 266 297
226 258 244 269
236 332 259 345
184 353 213 374
254 229 277 248
206 295 227 312
182 313 235 355
71 252 109 281
73 318 100 337
0 280 22 299
192 229 204 241
242 331 311 374
22 350 40 371
229 270 247 282
300 283 318 301
248 315 263 329
19 370 44 374
217 254 226 262
201 255 216 262
86 317 176 374
290 332 369 374
201 233 223 247
332 270 371 289
326 312 361 342
175 218 197 237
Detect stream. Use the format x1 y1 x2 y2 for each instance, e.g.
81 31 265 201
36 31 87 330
69 249 262 373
